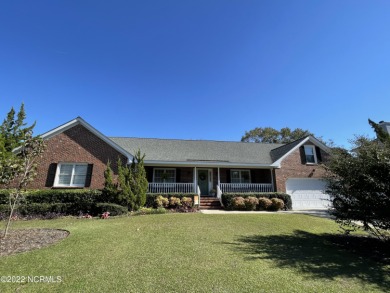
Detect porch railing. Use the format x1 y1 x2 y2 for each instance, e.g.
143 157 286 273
216 185 223 207
219 183 274 193
147 183 195 193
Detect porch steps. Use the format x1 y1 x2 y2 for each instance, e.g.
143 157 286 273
200 196 223 210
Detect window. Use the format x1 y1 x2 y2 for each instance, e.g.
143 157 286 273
304 145 317 164
231 170 251 183
55 163 88 187
153 168 176 183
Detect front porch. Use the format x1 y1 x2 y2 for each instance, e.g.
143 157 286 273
145 166 275 196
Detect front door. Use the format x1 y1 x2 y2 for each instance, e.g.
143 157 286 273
197 169 209 195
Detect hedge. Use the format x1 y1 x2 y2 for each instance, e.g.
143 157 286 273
0 189 103 205
0 189 129 218
93 203 128 216
0 202 128 217
145 193 197 208
221 193 292 210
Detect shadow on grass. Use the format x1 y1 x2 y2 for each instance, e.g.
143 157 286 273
225 230 390 291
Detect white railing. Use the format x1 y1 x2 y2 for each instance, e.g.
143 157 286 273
216 185 223 207
220 183 274 193
148 183 194 193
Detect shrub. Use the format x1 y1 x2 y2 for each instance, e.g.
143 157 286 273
232 197 245 210
258 197 272 210
244 197 259 211
270 198 285 211
93 203 128 216
169 197 181 208
133 207 167 216
145 193 196 208
181 197 193 208
222 193 292 210
155 195 169 208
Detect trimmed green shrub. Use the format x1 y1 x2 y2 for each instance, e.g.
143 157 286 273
0 189 103 204
270 198 285 211
181 197 193 208
145 193 196 207
169 197 181 208
258 197 272 210
155 195 169 208
93 203 128 216
244 197 259 211
232 197 245 210
222 193 292 210
132 207 167 216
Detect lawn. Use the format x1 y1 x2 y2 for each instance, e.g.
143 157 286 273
0 213 389 292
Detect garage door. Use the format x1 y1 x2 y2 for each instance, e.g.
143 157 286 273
286 178 331 210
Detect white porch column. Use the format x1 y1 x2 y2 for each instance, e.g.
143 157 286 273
217 167 220 185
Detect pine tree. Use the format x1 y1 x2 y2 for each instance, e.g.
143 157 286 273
130 149 148 210
117 158 135 210
102 160 118 202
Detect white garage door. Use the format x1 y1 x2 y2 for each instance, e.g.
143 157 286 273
286 178 331 210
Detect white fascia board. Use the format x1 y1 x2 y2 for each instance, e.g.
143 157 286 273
144 160 275 169
40 117 134 163
271 136 329 168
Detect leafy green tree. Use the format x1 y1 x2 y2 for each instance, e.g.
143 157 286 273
241 127 314 143
324 119 390 241
0 104 45 237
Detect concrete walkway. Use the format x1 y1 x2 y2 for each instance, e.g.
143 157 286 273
200 209 332 219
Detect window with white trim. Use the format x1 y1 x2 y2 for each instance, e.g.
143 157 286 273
304 145 317 164
55 163 88 187
231 170 251 183
153 168 176 183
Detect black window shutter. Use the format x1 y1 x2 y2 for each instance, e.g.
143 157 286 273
176 168 181 183
45 163 57 187
299 146 307 164
226 169 231 183
84 164 94 187
315 146 322 162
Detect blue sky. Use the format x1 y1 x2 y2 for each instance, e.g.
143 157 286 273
1 1 389 148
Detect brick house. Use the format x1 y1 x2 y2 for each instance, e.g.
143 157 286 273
34 117 331 209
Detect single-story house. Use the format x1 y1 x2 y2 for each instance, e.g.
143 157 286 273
31 117 331 209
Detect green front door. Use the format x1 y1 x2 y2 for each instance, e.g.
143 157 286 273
197 169 209 195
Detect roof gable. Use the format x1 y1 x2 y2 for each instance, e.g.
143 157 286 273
270 136 330 167
40 117 134 162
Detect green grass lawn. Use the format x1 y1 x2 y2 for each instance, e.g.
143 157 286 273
0 213 389 293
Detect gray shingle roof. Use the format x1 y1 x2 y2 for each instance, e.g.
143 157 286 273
109 137 284 165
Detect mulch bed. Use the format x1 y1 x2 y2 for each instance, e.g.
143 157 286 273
327 234 390 264
0 228 69 257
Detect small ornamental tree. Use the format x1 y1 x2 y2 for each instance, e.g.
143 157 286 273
130 149 148 210
105 150 148 211
102 160 118 202
117 158 135 209
324 119 390 241
0 104 45 238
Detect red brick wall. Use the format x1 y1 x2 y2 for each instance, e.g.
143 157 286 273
274 145 328 193
31 124 127 189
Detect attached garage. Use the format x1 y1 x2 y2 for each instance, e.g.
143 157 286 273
286 178 331 210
